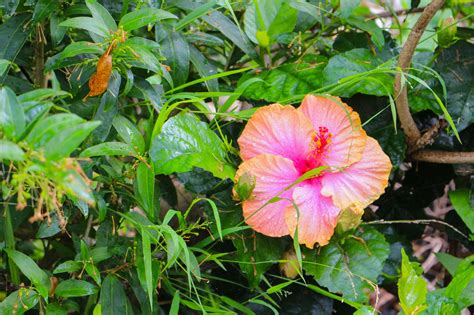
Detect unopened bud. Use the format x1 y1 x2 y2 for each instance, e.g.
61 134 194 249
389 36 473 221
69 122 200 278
233 172 256 201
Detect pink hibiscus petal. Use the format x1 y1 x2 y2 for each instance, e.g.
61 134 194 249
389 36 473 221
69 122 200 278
236 154 301 237
285 182 340 248
321 137 392 210
238 104 314 164
298 95 366 168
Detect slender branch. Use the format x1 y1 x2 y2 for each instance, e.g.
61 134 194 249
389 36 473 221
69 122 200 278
392 0 474 164
411 150 474 164
394 0 444 147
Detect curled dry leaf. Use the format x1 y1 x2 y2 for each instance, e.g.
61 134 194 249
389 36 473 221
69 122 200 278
84 43 115 100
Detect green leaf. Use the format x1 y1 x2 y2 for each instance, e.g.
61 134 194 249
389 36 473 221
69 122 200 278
45 303 69 315
136 162 155 220
26 114 82 147
0 140 25 161
112 115 145 154
18 88 69 103
157 26 190 87
170 291 180 315
80 142 137 157
0 14 31 83
233 232 285 287
150 113 235 179
436 252 462 276
323 48 392 97
398 248 428 315
60 41 103 59
303 227 390 303
174 1 217 31
141 228 154 311
239 56 327 102
201 11 258 61
100 274 134 315
0 59 10 77
444 256 474 308
86 0 117 32
59 17 109 38
55 279 98 298
0 288 38 314
449 189 474 234
5 249 51 298
118 8 177 32
53 260 83 274
189 46 218 92
0 86 25 140
44 121 101 160
267 2 297 40
346 16 384 49
432 41 474 131
339 0 361 19
32 0 60 24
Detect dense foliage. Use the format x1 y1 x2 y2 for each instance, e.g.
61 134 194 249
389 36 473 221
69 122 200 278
0 0 473 314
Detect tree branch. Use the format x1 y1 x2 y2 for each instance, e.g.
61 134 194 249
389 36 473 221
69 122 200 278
393 0 474 164
394 0 444 147
411 150 474 164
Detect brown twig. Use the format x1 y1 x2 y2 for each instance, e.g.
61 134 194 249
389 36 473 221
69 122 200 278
393 0 474 164
411 150 474 164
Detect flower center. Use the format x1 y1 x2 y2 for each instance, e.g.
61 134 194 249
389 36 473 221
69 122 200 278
297 127 333 175
309 127 332 162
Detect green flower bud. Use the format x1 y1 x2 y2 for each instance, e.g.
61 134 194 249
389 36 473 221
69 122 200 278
233 172 256 201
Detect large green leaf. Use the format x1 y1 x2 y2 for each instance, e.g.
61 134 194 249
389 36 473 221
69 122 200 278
398 249 428 315
189 46 218 92
201 11 258 61
85 0 117 32
43 121 101 161
239 56 327 102
55 279 98 298
5 249 51 298
157 26 190 87
25 113 83 148
118 8 177 32
323 48 392 97
303 227 390 303
150 113 235 179
233 231 286 287
244 0 298 44
60 41 103 59
100 275 134 315
0 86 25 140
59 17 109 38
0 13 31 83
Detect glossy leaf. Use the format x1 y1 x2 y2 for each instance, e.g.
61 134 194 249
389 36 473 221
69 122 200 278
118 8 177 32
53 260 83 274
86 0 117 32
150 113 235 179
60 41 103 59
136 161 155 219
5 249 51 298
398 248 428 315
323 48 392 97
55 279 98 298
32 0 60 24
80 142 137 157
59 17 109 38
113 115 145 154
239 56 327 102
303 227 390 303
157 27 190 87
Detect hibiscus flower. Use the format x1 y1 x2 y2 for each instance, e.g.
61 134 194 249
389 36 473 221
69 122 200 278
235 95 392 248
